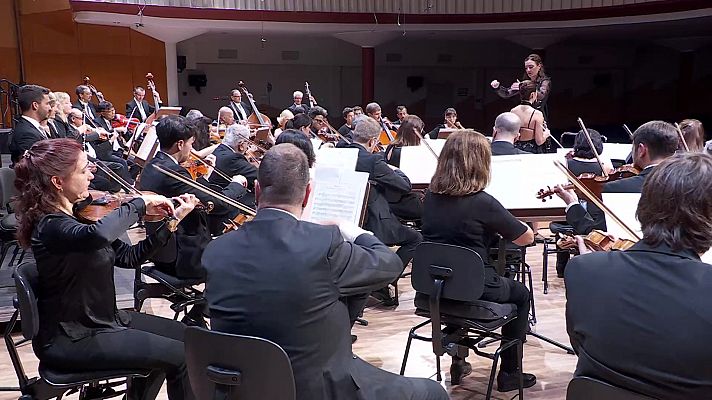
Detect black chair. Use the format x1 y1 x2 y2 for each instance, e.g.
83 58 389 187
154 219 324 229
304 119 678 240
541 222 576 294
566 376 655 400
184 327 296 400
5 261 150 400
399 242 523 400
133 264 205 321
0 167 25 268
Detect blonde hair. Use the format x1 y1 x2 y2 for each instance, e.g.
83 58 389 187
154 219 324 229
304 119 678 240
430 130 491 196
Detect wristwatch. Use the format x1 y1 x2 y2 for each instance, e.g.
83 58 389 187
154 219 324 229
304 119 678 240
166 217 179 232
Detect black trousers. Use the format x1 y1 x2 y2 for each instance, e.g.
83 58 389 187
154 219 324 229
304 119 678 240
38 312 194 400
392 226 423 270
480 274 531 372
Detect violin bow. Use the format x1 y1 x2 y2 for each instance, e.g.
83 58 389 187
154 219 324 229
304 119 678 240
674 122 690 152
94 161 141 195
553 160 641 241
622 124 634 141
577 117 608 179
152 164 257 216
190 149 233 183
413 129 439 161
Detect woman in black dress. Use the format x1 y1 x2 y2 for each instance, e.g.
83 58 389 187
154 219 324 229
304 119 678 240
14 138 200 400
421 130 536 392
385 115 425 168
491 53 552 120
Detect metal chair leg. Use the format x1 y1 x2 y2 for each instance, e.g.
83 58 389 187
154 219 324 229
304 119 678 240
435 355 442 382
400 330 416 375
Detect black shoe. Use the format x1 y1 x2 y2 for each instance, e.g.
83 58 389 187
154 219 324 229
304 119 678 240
371 287 398 307
449 360 472 385
496 370 536 392
351 334 357 343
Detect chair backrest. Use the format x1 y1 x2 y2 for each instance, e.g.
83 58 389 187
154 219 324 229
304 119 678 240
566 376 655 400
185 327 296 400
411 241 485 302
0 167 17 212
13 261 40 340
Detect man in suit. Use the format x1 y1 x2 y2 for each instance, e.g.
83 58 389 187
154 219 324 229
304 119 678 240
226 89 252 123
337 107 355 140
345 117 423 306
554 120 679 234
139 115 247 283
203 144 448 400
208 124 256 204
73 85 98 123
94 101 138 183
9 84 52 164
491 112 531 156
566 152 712 399
126 86 160 123
287 90 309 115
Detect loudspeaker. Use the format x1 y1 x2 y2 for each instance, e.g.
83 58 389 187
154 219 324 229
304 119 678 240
406 76 424 92
177 55 186 73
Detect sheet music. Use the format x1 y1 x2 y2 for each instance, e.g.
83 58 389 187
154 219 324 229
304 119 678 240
136 125 158 161
314 147 358 170
601 193 643 241
303 167 369 226
487 154 567 209
398 140 445 185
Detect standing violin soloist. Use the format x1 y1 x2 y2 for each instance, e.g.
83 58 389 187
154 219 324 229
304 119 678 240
491 54 551 120
13 138 200 400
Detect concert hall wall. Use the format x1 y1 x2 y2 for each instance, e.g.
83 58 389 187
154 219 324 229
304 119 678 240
1 0 167 109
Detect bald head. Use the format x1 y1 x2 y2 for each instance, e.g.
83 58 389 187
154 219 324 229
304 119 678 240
494 112 521 140
257 144 310 208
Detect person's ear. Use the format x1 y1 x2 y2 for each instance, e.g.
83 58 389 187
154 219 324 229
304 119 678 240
302 181 312 209
254 180 262 205
50 176 63 192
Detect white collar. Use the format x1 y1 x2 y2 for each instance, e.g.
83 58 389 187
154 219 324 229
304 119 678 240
22 115 43 131
160 151 180 166
264 207 299 220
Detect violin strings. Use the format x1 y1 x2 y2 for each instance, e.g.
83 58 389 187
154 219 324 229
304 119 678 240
94 161 140 195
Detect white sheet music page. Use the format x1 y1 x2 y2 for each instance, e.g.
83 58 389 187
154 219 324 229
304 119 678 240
398 139 445 185
303 167 369 226
136 126 158 161
314 147 359 170
601 193 643 241
486 154 566 209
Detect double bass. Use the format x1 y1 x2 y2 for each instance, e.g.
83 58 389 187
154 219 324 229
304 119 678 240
237 81 273 140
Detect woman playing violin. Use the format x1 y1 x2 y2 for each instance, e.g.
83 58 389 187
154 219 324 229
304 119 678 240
14 139 200 400
385 115 424 168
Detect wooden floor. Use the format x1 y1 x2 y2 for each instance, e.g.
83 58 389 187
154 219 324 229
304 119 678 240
0 239 577 400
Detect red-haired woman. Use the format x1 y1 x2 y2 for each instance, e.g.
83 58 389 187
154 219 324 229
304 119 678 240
14 138 199 400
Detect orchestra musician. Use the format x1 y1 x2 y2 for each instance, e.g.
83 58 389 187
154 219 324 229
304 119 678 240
490 112 530 155
274 129 316 168
217 106 235 128
345 117 423 307
14 138 199 400
288 90 310 115
289 113 314 138
126 86 161 123
395 105 409 127
365 102 396 141
52 92 74 138
274 109 294 138
565 152 712 400
9 84 52 164
94 101 138 181
41 92 60 139
73 85 98 122
202 144 449 400
385 115 425 168
337 107 355 140
138 115 247 311
678 119 706 152
308 106 330 137
208 124 258 208
353 105 364 117
491 53 551 120
226 89 252 123
510 81 550 153
427 107 463 139
553 121 679 235
420 130 536 390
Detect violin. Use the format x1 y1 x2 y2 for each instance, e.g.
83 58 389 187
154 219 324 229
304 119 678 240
182 154 210 180
557 230 636 253
222 213 255 234
75 191 168 224
112 113 140 133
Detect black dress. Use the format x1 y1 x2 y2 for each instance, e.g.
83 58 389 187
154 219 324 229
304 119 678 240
32 199 194 400
422 190 530 372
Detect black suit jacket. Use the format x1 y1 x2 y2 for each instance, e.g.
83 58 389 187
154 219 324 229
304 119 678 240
9 117 47 163
565 241 712 399
204 208 406 400
226 101 252 122
491 141 531 156
346 143 413 244
52 116 71 138
125 99 156 123
207 144 257 204
566 167 653 234
72 101 98 121
288 103 309 115
138 151 246 278
84 117 114 161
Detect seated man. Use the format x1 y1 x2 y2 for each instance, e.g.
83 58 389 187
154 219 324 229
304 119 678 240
9 84 52 164
555 120 679 234
345 117 423 306
565 152 712 399
203 144 448 400
490 112 530 156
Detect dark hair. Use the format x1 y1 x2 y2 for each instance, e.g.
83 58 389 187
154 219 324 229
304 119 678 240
275 129 316 167
633 121 679 161
519 80 537 102
257 143 310 206
679 119 705 152
292 113 312 131
308 106 327 119
394 115 424 147
365 102 381 115
14 139 84 248
75 85 90 96
637 153 712 254
96 101 113 113
192 116 213 150
18 84 50 113
396 105 407 112
444 108 457 116
342 107 354 119
573 129 603 159
353 106 363 113
523 53 547 80
156 114 195 149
